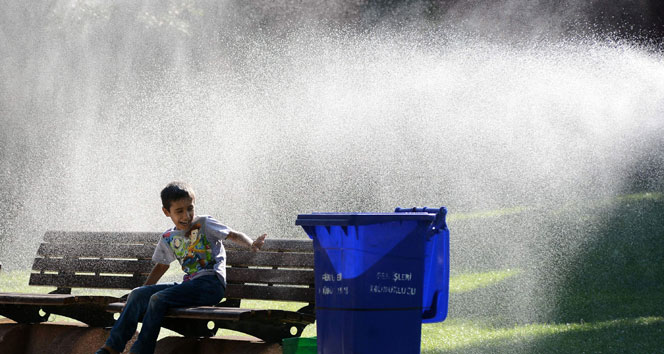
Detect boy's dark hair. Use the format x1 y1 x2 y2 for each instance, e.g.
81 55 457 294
161 181 196 210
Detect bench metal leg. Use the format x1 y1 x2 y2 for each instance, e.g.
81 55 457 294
0 304 48 324
160 318 216 337
212 319 307 343
160 318 306 343
41 304 117 328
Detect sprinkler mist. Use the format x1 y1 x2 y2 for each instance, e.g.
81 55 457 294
1 0 663 333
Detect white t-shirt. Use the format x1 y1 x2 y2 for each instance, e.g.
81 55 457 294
152 215 230 286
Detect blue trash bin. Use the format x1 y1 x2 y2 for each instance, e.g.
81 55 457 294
296 207 449 354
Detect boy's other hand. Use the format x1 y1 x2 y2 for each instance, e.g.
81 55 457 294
252 234 267 252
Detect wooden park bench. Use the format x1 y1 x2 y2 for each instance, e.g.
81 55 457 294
0 231 315 343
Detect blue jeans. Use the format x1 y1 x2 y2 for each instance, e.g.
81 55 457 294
105 274 225 354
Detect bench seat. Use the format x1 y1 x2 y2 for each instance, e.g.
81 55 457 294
0 293 120 326
106 302 316 342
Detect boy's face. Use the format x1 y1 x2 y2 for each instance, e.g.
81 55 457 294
163 197 195 230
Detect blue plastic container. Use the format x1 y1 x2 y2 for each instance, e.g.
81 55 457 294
296 207 449 354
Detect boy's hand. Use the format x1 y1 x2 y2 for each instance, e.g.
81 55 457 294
252 234 267 252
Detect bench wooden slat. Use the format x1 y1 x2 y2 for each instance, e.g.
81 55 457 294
106 303 315 324
106 302 252 321
0 293 78 305
226 268 314 285
165 306 250 321
29 273 146 290
37 243 155 259
227 250 315 268
225 284 314 303
32 258 154 274
44 231 159 244
0 293 118 306
168 307 315 323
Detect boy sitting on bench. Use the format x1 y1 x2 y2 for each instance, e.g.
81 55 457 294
97 181 267 354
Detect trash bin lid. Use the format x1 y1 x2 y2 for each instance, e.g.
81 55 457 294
295 212 436 226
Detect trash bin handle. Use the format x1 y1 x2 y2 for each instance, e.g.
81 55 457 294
395 207 444 214
394 207 448 237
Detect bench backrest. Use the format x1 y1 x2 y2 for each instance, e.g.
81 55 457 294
30 231 156 292
224 239 315 303
30 231 315 304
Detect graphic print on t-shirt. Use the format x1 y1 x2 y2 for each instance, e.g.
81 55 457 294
162 222 214 275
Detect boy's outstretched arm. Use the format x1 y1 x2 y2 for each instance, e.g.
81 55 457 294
144 263 170 285
227 231 267 252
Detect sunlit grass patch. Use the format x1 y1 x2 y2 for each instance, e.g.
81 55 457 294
0 270 51 294
450 269 521 294
421 316 664 352
614 192 662 202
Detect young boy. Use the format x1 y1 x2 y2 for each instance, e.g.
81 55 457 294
96 181 267 354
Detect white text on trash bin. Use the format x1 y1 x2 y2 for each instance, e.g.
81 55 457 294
369 285 417 296
375 272 413 282
320 286 350 296
321 272 343 282
320 273 349 296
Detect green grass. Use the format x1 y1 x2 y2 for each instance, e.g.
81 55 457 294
1 191 662 352
420 191 664 353
421 316 664 353
449 269 521 294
